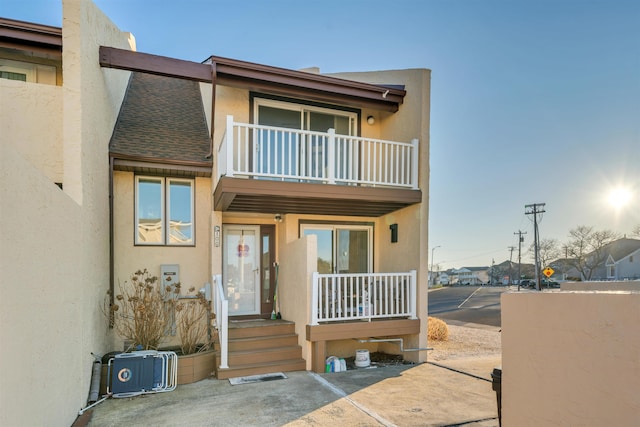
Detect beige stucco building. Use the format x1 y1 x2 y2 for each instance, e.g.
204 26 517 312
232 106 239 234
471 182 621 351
1 0 431 424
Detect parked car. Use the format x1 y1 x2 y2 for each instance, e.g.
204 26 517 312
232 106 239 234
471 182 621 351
519 279 559 289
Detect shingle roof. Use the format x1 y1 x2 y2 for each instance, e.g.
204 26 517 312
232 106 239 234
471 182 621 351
109 72 212 166
606 238 640 261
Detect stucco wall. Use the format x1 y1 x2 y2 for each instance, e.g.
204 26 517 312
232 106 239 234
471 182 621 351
501 291 640 426
0 144 83 426
61 1 134 425
333 68 431 359
0 79 63 183
280 234 317 369
1 1 135 425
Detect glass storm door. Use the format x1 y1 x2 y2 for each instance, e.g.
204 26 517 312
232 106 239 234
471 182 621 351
223 225 261 315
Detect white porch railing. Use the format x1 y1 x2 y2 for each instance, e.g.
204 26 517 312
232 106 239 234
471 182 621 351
212 274 228 369
311 270 417 325
218 115 419 189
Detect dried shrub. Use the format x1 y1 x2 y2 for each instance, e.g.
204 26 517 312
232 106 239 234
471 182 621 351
107 269 173 351
428 316 449 341
174 287 212 355
106 269 213 355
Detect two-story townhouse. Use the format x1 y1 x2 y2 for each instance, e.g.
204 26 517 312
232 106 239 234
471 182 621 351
102 44 431 377
1 2 430 424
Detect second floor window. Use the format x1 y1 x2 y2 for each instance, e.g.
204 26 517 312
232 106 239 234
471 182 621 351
0 59 56 85
135 176 194 246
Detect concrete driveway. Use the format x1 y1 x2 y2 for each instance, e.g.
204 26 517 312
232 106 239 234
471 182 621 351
77 355 501 427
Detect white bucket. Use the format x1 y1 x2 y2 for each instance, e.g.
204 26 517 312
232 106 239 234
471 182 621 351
355 349 370 368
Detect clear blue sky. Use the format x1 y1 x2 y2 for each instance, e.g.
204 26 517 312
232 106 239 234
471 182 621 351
3 0 639 270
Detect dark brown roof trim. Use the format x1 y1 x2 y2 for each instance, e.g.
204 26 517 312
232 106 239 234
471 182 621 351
112 158 212 178
0 18 62 51
99 46 405 112
110 152 212 168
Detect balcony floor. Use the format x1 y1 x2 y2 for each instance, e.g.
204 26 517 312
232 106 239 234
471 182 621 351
214 176 421 216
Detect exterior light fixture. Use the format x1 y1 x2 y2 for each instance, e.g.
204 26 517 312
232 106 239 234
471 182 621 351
274 213 283 223
390 224 398 243
367 115 375 125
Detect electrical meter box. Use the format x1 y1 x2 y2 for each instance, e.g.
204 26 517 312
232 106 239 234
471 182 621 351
160 264 179 288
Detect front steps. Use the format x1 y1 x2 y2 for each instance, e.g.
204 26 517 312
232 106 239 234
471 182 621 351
215 319 306 380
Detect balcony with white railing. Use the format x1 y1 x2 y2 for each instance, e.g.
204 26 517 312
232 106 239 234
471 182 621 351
218 115 419 190
311 271 417 325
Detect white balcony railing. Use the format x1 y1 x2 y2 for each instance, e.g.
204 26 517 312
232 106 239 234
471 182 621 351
311 271 417 325
218 115 419 189
211 274 228 369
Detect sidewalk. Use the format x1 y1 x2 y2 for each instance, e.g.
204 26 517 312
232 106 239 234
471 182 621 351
78 355 501 427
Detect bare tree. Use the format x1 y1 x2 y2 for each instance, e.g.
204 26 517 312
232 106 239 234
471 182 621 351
564 226 619 280
632 224 640 238
528 238 561 271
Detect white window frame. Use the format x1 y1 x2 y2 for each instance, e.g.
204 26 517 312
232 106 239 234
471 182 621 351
253 97 358 136
135 176 195 246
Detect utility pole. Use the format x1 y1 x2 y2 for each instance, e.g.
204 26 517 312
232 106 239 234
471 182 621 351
430 246 441 287
514 230 527 291
525 203 546 291
508 246 516 285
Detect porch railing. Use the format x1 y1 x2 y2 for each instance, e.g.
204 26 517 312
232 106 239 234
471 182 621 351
212 274 228 369
311 270 417 325
218 115 419 189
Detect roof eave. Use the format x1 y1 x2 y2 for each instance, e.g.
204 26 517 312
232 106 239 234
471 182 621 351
99 46 405 112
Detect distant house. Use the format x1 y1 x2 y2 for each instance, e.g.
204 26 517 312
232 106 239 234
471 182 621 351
595 238 640 281
450 267 489 285
548 238 640 282
438 272 450 285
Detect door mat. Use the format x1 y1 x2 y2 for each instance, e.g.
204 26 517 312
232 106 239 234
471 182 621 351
228 372 288 385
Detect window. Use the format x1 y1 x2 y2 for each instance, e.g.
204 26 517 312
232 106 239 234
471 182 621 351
0 59 56 85
135 176 194 245
301 223 372 274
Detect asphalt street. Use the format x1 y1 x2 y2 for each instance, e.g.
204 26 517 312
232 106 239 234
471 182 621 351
428 286 507 327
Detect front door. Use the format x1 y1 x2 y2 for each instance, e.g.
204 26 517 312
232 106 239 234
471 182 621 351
223 225 261 316
223 224 276 317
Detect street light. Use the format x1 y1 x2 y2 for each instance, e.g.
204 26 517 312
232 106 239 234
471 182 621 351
430 246 441 286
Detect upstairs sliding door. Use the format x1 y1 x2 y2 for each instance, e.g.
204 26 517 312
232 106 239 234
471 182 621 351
254 98 357 181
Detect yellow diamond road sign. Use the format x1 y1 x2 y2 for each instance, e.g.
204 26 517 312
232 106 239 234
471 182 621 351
543 267 554 278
